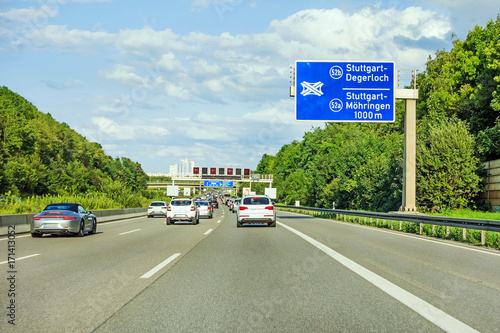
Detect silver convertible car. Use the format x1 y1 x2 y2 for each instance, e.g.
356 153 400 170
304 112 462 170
31 203 97 237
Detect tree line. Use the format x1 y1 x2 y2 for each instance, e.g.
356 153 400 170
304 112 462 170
0 86 151 208
255 17 500 212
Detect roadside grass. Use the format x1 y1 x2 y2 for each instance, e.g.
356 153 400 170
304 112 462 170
427 208 500 220
0 190 169 215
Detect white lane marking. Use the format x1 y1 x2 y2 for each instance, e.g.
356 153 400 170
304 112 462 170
118 229 141 235
217 220 221 224
367 225 500 257
204 229 213 235
100 217 145 225
306 212 500 258
140 253 181 279
277 221 479 333
0 253 41 265
0 234 31 241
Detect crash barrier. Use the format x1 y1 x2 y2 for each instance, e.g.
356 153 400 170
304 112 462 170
0 207 147 236
275 205 500 246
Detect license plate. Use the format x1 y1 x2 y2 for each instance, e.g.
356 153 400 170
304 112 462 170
175 214 187 218
44 223 58 228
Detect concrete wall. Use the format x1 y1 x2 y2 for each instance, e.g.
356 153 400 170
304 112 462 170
0 207 147 236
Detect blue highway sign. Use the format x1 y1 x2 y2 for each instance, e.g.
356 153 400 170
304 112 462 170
295 61 395 122
203 181 234 187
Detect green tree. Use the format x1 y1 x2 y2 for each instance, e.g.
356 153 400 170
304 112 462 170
416 116 481 211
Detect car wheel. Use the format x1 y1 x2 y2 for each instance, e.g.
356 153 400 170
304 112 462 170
147 215 151 218
268 221 276 227
89 219 97 234
76 220 85 237
192 218 197 225
31 233 42 238
237 221 243 228
166 218 172 225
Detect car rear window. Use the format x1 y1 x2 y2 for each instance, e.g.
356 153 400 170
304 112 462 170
197 202 209 206
242 197 270 205
44 204 78 212
150 202 166 207
170 200 192 206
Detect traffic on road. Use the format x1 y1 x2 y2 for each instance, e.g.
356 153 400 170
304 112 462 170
2 192 499 332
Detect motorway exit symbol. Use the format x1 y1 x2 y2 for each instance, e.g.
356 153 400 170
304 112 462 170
295 61 395 122
300 81 324 96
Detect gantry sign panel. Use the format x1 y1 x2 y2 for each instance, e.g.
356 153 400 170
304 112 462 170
295 61 395 122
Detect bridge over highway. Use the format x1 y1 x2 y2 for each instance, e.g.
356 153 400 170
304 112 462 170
147 174 273 189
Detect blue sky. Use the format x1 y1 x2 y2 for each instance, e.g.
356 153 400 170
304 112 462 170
1 0 498 173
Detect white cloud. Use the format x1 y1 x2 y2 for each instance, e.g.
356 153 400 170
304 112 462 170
23 25 113 47
87 117 168 141
0 5 58 23
191 0 241 10
267 6 451 67
41 78 84 90
157 52 184 72
99 64 147 87
164 82 191 100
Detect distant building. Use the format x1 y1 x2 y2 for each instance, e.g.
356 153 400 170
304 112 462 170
169 158 196 177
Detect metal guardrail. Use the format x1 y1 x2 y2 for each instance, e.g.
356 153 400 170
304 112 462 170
275 205 500 233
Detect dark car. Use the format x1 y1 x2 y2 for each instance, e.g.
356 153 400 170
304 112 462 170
31 203 97 237
211 199 219 209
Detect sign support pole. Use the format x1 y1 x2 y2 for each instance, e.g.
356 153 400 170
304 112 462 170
396 88 419 212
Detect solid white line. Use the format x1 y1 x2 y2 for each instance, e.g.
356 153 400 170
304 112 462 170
140 253 181 279
204 229 213 235
310 213 500 257
0 253 41 265
367 224 500 257
277 221 479 333
217 220 221 224
118 229 141 235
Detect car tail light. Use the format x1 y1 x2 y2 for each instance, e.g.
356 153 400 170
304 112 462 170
167 207 171 211
239 206 248 211
265 206 274 210
191 206 196 211
63 216 77 220
148 206 153 209
162 206 167 209
32 217 41 220
207 207 211 210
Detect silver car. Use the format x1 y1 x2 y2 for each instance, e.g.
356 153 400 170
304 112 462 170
231 198 241 213
196 201 213 219
236 195 276 227
31 203 97 237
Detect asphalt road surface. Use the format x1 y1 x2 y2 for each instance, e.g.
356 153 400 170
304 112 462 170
1 204 499 332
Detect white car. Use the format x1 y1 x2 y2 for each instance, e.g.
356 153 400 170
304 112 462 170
195 201 213 219
147 201 168 218
236 195 276 227
167 198 199 225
